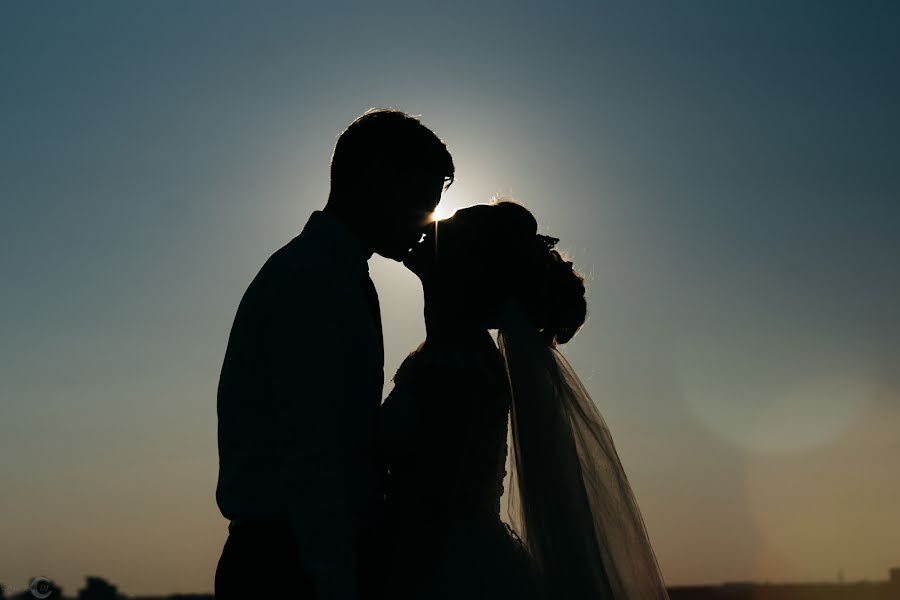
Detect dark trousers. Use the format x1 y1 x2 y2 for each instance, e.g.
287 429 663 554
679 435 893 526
215 520 314 599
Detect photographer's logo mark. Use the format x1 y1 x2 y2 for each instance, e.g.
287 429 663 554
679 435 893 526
30 576 52 599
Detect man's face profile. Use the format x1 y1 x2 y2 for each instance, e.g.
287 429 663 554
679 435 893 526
374 172 446 261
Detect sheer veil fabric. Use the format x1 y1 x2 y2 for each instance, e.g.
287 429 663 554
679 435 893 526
498 304 669 600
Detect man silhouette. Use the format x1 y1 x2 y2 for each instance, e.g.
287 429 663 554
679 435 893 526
215 109 454 600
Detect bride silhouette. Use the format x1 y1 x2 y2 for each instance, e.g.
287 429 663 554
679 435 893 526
378 200 669 599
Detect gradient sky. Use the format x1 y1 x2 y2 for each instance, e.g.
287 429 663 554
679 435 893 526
2 1 899 596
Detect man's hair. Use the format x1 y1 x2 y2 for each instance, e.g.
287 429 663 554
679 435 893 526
329 108 454 197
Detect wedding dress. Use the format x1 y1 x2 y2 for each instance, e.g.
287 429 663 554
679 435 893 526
377 308 668 600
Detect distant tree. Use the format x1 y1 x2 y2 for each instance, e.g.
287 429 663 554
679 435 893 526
77 577 122 600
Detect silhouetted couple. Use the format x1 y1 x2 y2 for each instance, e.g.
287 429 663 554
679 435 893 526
214 109 668 600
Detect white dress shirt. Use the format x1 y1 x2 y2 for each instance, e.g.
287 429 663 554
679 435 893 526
216 210 384 597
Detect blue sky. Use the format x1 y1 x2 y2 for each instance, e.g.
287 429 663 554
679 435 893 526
1 1 898 595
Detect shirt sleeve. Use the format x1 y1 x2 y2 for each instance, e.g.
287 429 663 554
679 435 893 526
265 270 364 600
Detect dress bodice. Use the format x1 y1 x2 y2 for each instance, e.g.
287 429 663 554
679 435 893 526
376 332 545 600
379 333 511 527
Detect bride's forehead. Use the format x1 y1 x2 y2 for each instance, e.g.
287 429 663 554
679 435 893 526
454 204 494 224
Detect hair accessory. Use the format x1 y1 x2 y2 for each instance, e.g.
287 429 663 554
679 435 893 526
535 234 559 251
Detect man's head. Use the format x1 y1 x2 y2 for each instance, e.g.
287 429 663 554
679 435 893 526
325 108 454 261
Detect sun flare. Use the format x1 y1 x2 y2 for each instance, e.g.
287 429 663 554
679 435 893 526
429 203 459 222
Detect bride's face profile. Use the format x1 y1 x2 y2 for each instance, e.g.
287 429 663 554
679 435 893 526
404 205 502 323
404 205 490 277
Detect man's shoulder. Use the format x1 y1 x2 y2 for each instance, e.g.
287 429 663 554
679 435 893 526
247 234 362 312
266 234 355 285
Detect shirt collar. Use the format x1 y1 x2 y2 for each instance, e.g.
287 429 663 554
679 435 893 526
301 210 371 276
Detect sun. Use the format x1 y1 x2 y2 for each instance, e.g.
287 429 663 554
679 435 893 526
430 203 459 222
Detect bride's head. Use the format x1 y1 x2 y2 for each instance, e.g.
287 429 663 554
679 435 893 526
404 200 587 345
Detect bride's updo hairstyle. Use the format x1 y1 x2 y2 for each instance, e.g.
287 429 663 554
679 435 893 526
491 200 587 346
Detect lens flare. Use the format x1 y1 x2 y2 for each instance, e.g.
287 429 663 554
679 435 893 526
674 332 872 455
430 203 459 222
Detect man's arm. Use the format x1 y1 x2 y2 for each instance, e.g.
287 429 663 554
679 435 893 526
266 273 361 600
